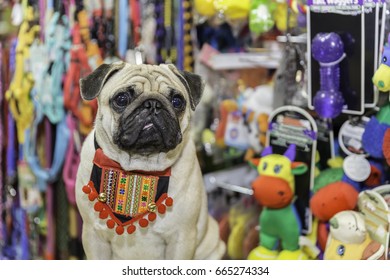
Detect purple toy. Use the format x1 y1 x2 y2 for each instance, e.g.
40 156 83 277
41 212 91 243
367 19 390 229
312 32 345 118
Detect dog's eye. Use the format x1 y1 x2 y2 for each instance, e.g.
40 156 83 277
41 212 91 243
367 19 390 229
384 56 388 63
171 95 185 110
113 92 131 108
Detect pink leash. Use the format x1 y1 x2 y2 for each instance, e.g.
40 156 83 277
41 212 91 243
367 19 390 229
63 114 80 206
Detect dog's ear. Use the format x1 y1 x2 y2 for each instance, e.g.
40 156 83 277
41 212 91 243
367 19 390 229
80 62 125 100
167 64 204 111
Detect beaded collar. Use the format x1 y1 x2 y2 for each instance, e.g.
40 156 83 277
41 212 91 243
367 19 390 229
81 137 173 235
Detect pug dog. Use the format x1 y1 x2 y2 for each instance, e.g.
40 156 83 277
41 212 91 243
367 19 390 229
75 62 226 260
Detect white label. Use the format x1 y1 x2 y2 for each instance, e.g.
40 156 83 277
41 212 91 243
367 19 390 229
343 154 371 182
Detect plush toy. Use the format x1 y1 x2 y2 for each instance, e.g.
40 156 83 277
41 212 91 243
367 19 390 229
227 202 259 260
324 210 385 260
372 33 390 92
311 180 359 222
370 34 390 162
310 167 359 252
248 144 309 260
361 110 390 159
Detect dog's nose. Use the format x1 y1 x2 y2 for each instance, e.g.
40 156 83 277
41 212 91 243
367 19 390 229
143 99 162 114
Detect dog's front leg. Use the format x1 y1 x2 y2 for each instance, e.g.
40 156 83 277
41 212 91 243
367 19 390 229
82 224 112 259
165 229 197 259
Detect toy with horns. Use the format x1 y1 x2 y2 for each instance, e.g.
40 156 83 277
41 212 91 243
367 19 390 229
370 35 390 163
248 144 309 260
373 34 390 92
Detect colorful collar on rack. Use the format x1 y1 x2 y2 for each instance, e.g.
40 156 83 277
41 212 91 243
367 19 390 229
81 137 173 235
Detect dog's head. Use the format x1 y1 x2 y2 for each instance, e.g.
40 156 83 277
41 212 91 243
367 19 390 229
80 62 204 169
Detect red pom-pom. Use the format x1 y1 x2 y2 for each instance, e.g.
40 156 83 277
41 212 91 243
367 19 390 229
116 225 124 235
99 210 109 219
82 185 91 194
107 219 115 229
165 197 173 207
88 192 98 201
127 225 136 234
158 204 166 214
148 212 157 221
139 218 149 228
94 202 104 212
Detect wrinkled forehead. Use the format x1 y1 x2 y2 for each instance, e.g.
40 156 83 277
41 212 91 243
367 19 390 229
103 64 187 95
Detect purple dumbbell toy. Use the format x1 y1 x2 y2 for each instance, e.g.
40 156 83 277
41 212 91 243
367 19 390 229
312 32 345 118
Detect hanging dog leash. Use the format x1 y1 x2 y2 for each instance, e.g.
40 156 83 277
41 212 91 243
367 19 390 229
24 93 70 191
182 0 194 72
162 0 177 64
155 0 165 64
63 114 81 206
130 0 141 48
36 10 71 124
0 43 4 258
64 23 97 136
77 7 103 69
5 5 40 144
44 118 55 260
2 39 18 260
118 0 129 59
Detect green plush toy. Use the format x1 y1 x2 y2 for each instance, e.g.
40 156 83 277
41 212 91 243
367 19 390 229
248 144 308 260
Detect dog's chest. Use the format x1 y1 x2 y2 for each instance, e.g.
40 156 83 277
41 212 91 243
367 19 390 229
81 148 174 235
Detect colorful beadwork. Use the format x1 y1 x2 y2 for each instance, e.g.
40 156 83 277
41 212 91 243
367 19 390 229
101 168 158 217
